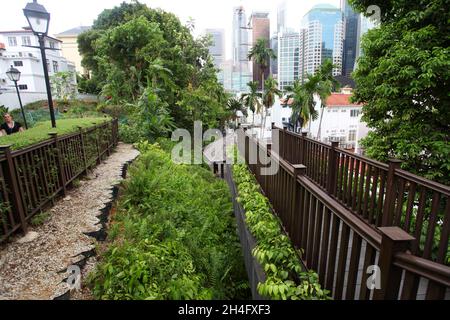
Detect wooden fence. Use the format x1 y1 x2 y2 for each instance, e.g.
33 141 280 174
238 128 450 300
0 119 119 243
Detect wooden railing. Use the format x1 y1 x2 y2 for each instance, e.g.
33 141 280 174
238 129 450 300
0 119 119 243
276 126 450 266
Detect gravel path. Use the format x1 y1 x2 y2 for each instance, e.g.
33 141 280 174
0 143 139 300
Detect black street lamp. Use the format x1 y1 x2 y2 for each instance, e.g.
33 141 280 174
6 66 28 129
23 0 56 128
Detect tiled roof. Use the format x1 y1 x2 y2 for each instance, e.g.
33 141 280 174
280 94 362 107
326 94 362 107
56 26 91 36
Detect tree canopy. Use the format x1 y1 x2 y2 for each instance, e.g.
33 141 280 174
350 0 450 184
78 1 228 134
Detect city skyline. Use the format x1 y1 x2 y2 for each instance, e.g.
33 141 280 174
0 0 341 61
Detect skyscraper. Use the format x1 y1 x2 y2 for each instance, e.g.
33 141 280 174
302 4 344 77
355 14 377 63
249 11 270 88
277 32 300 91
341 0 359 77
277 2 287 34
270 33 278 76
205 28 225 68
232 6 250 92
232 7 249 70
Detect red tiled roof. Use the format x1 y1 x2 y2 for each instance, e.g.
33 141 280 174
326 94 362 107
280 94 362 107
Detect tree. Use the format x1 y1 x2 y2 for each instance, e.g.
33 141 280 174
77 1 228 133
300 75 320 133
240 81 262 126
248 38 277 93
349 0 450 184
261 76 282 139
316 59 341 138
226 98 248 127
51 71 77 105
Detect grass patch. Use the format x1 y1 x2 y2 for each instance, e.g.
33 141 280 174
0 117 110 150
89 142 250 300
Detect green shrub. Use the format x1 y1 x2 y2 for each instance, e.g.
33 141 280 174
89 143 249 300
232 163 330 300
30 211 51 226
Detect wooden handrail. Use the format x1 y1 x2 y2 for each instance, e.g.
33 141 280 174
394 252 450 287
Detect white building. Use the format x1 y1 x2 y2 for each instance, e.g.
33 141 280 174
0 28 76 109
247 89 369 154
302 4 344 78
308 91 367 153
277 31 301 91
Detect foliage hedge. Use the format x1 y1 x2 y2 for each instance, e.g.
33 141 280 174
89 142 249 300
0 117 110 150
232 163 330 300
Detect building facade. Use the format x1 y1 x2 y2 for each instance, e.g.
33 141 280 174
341 0 359 77
270 33 278 77
355 14 377 62
302 4 344 78
308 91 366 152
232 6 251 92
277 32 300 91
56 26 91 75
205 28 225 68
249 12 270 88
0 29 76 109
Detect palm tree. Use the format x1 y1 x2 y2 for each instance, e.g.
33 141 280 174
248 38 276 94
240 81 262 126
261 76 282 138
284 78 323 133
301 74 321 133
316 59 341 139
227 97 248 128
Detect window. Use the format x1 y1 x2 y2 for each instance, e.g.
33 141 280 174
348 130 357 142
22 36 31 46
351 109 361 117
49 41 56 49
8 37 17 46
18 84 28 90
13 61 23 67
52 61 59 73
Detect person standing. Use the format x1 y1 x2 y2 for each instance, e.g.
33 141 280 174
0 113 25 136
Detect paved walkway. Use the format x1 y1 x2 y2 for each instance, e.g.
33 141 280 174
0 143 139 300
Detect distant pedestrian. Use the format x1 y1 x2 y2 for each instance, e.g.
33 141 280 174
0 113 25 136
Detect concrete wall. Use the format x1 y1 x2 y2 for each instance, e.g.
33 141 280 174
0 91 47 109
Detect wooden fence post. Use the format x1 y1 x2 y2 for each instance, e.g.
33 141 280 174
301 132 308 165
0 145 28 235
78 126 88 174
382 159 403 226
92 123 101 164
49 133 67 197
373 227 415 300
327 141 340 196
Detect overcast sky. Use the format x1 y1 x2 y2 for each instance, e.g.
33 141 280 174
0 0 340 59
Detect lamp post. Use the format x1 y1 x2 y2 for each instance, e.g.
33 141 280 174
23 0 56 128
6 66 28 129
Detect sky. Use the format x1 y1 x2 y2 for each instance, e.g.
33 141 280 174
0 0 341 59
